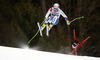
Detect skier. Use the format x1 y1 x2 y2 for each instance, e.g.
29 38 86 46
37 3 70 36
72 39 80 49
41 3 70 31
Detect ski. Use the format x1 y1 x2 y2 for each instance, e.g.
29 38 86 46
37 22 43 36
70 36 90 55
46 24 49 36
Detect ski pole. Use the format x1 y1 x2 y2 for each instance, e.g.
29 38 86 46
28 20 45 44
70 16 84 23
28 30 39 44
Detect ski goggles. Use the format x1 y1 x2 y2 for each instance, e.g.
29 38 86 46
54 8 58 11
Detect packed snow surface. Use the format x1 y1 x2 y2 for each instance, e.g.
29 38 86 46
0 46 99 60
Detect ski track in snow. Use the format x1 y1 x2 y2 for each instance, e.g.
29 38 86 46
0 46 99 60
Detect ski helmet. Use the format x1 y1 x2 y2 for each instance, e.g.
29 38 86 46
53 3 59 8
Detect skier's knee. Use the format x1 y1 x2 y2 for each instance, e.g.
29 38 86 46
43 24 46 27
49 24 53 27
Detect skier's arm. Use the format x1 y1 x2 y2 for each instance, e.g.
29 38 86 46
60 9 68 21
60 9 70 25
45 8 51 20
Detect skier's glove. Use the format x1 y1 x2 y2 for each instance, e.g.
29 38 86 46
44 17 49 21
66 20 70 25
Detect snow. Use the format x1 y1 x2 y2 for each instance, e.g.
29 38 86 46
0 46 99 60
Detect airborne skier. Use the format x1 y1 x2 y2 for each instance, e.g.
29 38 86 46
38 3 70 36
28 3 84 43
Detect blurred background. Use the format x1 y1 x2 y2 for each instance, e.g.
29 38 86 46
0 0 100 57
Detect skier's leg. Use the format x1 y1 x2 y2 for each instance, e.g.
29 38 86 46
41 16 52 31
41 19 49 31
48 16 59 31
48 23 53 31
41 23 46 31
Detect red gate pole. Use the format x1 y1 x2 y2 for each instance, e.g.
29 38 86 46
75 49 77 55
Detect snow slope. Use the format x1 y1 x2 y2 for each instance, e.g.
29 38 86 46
0 46 99 60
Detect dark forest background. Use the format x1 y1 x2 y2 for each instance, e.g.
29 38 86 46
0 0 100 57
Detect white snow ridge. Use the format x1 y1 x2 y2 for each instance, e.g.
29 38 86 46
0 46 99 60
